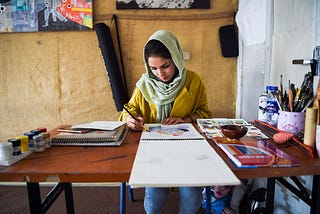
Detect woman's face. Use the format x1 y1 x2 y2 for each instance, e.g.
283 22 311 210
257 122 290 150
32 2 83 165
148 56 176 83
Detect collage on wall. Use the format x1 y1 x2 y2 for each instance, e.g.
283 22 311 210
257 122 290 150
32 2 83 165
116 0 210 9
0 0 93 33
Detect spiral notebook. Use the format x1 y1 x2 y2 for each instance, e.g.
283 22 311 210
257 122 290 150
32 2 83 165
140 123 205 141
129 123 240 187
51 124 128 146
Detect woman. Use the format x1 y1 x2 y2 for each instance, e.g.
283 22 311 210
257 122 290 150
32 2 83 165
119 30 211 213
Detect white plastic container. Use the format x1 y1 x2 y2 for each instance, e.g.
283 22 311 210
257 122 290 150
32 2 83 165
258 85 279 126
0 142 13 161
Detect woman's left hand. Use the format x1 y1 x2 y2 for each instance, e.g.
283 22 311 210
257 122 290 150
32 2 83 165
161 117 185 125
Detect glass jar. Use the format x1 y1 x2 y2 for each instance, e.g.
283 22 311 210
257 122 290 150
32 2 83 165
33 135 46 152
40 132 51 149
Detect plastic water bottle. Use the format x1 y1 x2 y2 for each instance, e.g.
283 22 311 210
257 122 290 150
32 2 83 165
258 86 279 126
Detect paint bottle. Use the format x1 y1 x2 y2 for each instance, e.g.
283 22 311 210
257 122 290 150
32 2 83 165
16 135 29 153
31 129 41 136
40 132 51 149
8 138 21 156
33 135 45 152
258 86 279 126
0 142 13 161
36 127 47 133
24 132 36 149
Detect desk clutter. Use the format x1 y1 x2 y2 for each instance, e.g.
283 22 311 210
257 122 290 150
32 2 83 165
197 118 302 168
257 72 320 157
0 127 51 166
0 121 128 166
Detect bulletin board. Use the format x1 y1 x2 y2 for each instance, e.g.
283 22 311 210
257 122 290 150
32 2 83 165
0 0 93 33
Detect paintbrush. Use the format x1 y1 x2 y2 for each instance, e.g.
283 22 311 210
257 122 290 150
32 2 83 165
288 89 294 112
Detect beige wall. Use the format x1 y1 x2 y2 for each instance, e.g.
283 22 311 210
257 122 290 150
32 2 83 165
0 0 237 141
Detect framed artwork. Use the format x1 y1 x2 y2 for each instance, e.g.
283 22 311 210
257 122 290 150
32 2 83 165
0 0 93 33
116 0 210 9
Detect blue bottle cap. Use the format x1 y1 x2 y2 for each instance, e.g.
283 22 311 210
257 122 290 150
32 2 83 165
266 85 278 91
24 132 36 139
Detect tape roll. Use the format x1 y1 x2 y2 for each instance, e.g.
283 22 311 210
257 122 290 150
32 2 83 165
304 107 318 149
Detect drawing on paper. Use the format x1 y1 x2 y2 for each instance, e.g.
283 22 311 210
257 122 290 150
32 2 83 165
149 124 190 137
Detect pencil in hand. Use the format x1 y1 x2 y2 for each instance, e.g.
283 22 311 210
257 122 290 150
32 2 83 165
123 106 149 132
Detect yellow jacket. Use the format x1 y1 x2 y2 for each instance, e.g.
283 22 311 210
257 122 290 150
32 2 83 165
119 70 211 123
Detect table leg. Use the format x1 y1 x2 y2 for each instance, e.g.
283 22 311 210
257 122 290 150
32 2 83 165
26 182 75 214
311 175 320 214
265 177 275 213
27 182 42 214
64 183 75 214
120 182 126 214
127 185 134 202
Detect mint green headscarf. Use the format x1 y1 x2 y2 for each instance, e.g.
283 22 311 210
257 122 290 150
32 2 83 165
136 30 187 122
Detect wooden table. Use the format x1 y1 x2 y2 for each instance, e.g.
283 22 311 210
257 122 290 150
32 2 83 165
0 125 319 214
0 129 141 214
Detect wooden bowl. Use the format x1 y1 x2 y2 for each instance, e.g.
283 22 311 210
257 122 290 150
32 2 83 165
220 125 248 139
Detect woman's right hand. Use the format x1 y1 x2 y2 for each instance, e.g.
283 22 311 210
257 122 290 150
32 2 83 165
126 115 144 131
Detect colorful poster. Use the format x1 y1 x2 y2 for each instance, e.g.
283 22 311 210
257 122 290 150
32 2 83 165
0 0 92 33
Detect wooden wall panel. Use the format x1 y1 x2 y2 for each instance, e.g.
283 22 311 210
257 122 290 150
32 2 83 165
0 0 237 141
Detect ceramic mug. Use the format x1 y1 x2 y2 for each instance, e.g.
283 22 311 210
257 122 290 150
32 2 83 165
277 111 305 136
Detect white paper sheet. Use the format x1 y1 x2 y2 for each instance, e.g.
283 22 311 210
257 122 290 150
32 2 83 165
129 139 240 188
71 121 125 131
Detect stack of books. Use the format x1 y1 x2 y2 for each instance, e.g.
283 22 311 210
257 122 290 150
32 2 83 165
51 121 128 146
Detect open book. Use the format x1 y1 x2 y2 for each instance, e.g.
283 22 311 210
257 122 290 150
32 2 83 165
129 123 240 188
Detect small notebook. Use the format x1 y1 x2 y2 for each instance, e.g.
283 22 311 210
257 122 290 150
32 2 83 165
51 124 128 146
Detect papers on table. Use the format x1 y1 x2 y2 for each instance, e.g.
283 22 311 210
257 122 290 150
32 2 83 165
129 123 240 188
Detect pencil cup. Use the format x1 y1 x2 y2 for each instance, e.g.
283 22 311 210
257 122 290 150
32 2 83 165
277 111 305 136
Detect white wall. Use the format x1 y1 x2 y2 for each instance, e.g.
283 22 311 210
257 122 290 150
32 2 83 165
236 0 271 121
270 0 315 90
236 0 319 121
